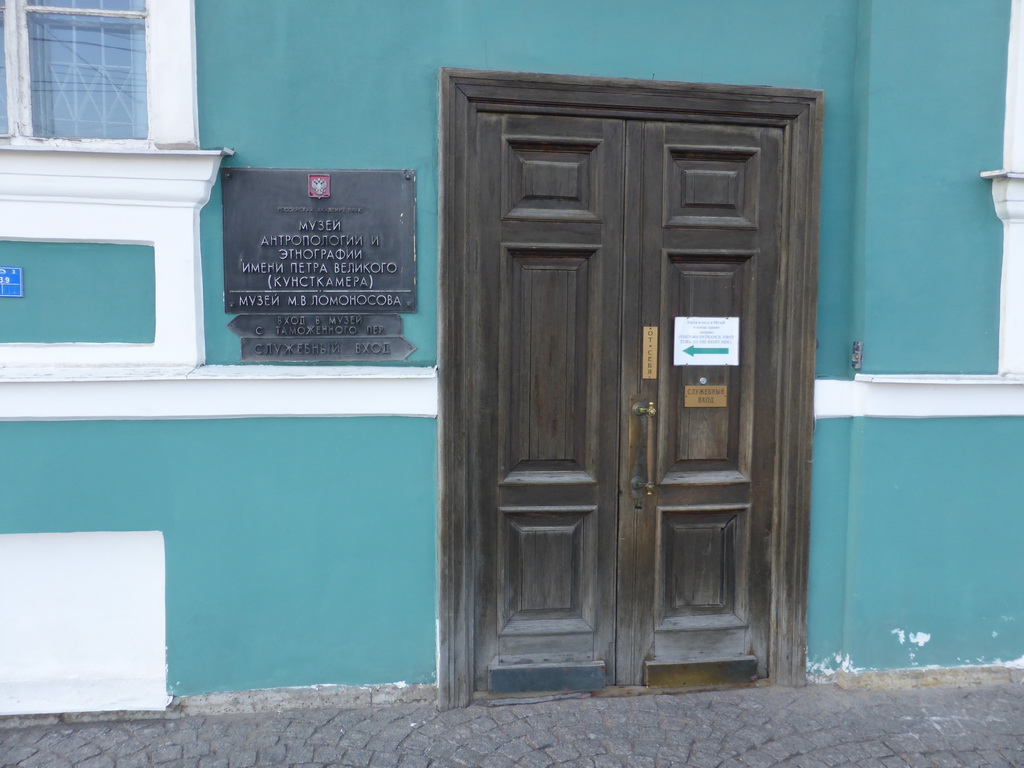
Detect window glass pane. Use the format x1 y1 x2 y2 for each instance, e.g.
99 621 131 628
28 1 144 11
0 10 6 134
29 13 147 138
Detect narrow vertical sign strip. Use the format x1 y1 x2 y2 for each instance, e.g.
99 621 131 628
643 326 658 379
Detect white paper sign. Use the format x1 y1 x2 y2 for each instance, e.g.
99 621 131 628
673 316 740 366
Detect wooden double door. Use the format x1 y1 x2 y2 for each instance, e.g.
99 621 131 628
441 71 821 706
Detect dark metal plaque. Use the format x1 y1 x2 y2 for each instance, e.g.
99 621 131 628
230 313 413 362
222 168 416 314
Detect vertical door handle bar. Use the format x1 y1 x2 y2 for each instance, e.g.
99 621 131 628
631 400 656 497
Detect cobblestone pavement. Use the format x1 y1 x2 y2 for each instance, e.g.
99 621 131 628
2 683 1024 768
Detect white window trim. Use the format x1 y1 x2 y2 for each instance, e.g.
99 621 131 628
147 0 198 147
984 0 1024 375
0 146 226 369
2 0 196 148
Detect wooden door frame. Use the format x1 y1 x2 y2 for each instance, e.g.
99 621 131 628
438 68 823 709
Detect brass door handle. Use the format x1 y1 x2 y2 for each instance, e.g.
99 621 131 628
632 402 656 418
629 399 657 501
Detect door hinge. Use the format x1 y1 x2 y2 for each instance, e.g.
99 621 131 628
851 341 863 370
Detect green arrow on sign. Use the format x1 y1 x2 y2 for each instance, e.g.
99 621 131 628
683 345 729 356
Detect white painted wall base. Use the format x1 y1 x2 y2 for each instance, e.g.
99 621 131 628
0 532 169 716
0 679 168 717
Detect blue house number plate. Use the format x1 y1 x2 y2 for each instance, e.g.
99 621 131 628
0 267 23 297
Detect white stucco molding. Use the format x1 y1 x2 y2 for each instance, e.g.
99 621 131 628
982 170 1024 373
815 374 1024 418
148 0 200 148
0 366 439 420
0 147 228 369
983 0 1024 374
9 370 1024 422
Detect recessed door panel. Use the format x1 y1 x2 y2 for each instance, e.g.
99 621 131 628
664 254 753 472
497 506 598 662
505 138 602 221
665 146 760 229
662 511 736 614
505 249 593 474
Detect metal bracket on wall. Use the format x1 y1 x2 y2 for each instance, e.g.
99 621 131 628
851 341 863 370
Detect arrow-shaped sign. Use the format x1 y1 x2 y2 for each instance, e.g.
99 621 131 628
682 345 729 356
240 336 416 362
228 313 403 338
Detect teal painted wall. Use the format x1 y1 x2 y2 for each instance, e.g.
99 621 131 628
0 418 438 694
195 0 1010 376
0 0 1012 698
0 242 154 343
198 0 1011 687
195 0 1011 376
807 418 852 668
853 0 1007 374
808 417 1024 674
194 0 863 376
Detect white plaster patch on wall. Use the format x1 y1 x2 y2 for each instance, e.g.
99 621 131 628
806 652 863 683
908 632 931 647
0 531 169 715
806 657 836 682
891 628 931 664
891 628 932 646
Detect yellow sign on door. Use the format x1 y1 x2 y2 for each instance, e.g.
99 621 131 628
684 385 727 408
642 327 658 379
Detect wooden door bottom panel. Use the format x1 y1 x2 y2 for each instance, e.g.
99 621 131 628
644 657 758 688
653 627 748 659
499 630 595 658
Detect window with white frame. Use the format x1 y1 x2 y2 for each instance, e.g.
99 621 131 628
0 0 220 373
1 0 147 140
